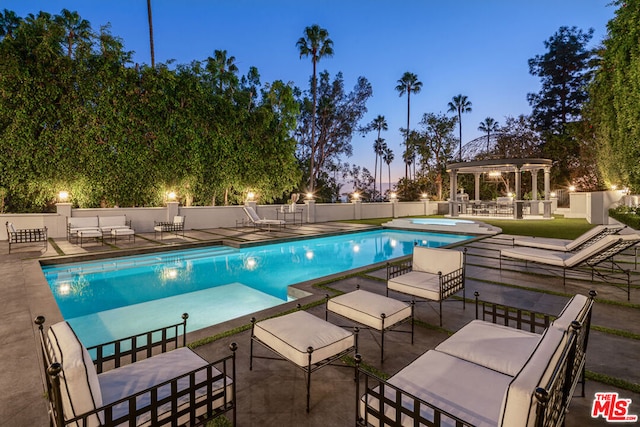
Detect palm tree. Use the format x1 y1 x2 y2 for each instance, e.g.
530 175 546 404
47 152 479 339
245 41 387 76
369 115 388 199
383 145 394 197
297 24 334 193
206 49 239 94
146 0 155 67
55 9 91 58
395 72 422 179
0 9 21 40
447 94 472 162
478 117 499 152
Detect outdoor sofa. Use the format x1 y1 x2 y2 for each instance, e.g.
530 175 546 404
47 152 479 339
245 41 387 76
356 290 596 427
67 215 135 245
36 313 237 426
386 246 466 326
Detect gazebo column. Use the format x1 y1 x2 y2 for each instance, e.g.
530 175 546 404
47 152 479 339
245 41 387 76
474 172 481 202
543 166 552 218
514 166 522 219
530 170 539 215
449 169 458 217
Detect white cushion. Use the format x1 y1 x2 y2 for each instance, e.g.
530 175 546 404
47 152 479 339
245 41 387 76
98 215 127 230
173 216 184 224
380 350 511 427
99 347 231 425
500 327 568 427
412 247 462 276
7 222 16 233
111 228 135 236
500 246 572 267
435 320 541 376
513 236 572 252
48 321 103 427
253 311 354 367
327 290 412 331
388 271 442 301
552 294 589 330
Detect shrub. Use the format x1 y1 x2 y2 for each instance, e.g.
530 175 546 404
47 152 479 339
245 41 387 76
609 206 640 230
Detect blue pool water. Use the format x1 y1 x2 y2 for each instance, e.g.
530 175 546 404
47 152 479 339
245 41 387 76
42 229 472 346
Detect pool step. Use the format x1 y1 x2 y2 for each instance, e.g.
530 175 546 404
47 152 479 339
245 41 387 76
43 245 239 276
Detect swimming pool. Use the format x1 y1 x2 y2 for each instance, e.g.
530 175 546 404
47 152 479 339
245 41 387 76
42 229 473 346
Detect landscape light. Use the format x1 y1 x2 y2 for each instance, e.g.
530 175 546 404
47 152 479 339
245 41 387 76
247 191 255 201
390 192 397 200
569 185 576 192
58 191 69 202
306 192 313 199
167 191 177 201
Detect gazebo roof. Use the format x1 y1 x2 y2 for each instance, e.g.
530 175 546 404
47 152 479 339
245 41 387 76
446 158 552 174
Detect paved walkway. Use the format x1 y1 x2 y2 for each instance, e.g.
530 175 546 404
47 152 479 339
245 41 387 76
1 223 638 426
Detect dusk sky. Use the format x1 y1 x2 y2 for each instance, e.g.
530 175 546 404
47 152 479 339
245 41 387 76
4 1 615 184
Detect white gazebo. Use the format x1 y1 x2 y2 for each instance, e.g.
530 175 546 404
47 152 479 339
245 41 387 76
446 158 553 219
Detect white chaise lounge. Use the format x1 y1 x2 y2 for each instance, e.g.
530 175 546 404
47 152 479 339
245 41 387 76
36 314 237 426
357 292 596 427
243 206 285 231
501 233 640 299
387 246 466 326
513 224 624 252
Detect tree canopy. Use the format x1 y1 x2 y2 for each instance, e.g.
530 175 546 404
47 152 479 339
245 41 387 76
0 9 300 211
586 0 640 192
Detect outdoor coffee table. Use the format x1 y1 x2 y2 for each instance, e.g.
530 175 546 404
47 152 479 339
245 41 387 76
326 289 414 363
250 310 357 412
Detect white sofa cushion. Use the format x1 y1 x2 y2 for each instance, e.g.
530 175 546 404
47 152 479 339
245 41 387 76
253 310 354 367
327 289 412 331
552 294 589 330
99 347 230 425
412 247 463 276
435 320 541 376
48 321 103 427
388 271 441 301
500 327 568 427
379 350 511 427
68 217 99 229
98 215 129 231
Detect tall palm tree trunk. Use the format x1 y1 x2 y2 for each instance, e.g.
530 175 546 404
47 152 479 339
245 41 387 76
147 0 155 68
405 92 410 179
310 59 317 193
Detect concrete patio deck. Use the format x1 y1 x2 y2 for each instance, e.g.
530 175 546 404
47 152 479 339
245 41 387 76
1 221 638 426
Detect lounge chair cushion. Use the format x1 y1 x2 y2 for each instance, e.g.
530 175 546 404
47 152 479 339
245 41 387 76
7 222 16 233
435 320 541 376
99 347 230 425
513 225 623 252
327 289 412 331
500 327 567 427
48 321 103 426
253 311 354 367
552 294 589 330
383 350 512 427
412 246 463 276
387 270 441 301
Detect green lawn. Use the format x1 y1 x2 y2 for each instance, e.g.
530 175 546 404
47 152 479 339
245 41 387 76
342 215 595 240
